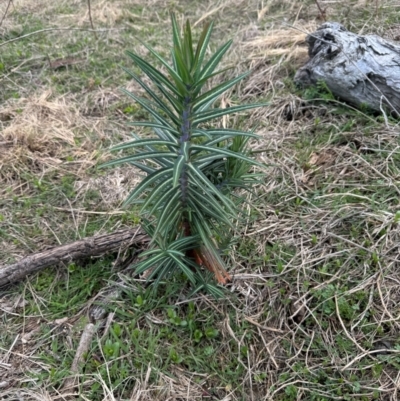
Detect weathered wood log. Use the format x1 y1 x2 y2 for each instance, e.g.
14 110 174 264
294 22 400 115
0 228 149 287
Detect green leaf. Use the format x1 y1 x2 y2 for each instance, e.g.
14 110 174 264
126 50 182 98
172 44 191 85
151 259 175 286
122 67 180 122
192 144 264 168
170 12 182 53
129 121 180 138
183 19 194 68
138 40 187 95
123 68 182 114
197 40 232 82
169 235 199 250
142 177 173 211
153 192 181 235
172 154 185 188
187 163 236 214
192 128 259 140
193 103 266 125
195 135 238 149
193 72 250 111
187 193 233 227
100 151 175 169
134 251 166 275
123 167 173 206
193 21 213 76
168 252 196 285
193 66 233 96
110 139 178 152
128 161 156 174
121 89 177 130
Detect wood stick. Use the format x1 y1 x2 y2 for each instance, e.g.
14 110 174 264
0 228 149 287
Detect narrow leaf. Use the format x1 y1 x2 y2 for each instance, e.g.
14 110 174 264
193 103 266 125
122 67 179 124
193 72 250 111
110 139 178 152
148 185 177 216
193 21 213 76
192 144 264 168
168 252 196 284
170 12 182 52
121 88 176 130
197 40 232 82
126 50 182 98
134 252 166 275
187 163 236 214
129 121 180 138
153 197 181 237
139 40 187 95
129 161 156 174
123 167 173 206
172 154 185 188
100 151 175 169
192 128 259 139
143 178 173 211
173 44 191 85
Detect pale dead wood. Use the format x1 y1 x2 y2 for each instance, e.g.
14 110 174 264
295 22 400 115
62 322 97 390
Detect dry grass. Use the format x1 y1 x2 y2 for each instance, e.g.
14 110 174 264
2 0 400 400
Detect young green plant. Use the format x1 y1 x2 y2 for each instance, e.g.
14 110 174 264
102 14 265 297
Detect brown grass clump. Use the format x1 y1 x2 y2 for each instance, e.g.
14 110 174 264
0 91 101 192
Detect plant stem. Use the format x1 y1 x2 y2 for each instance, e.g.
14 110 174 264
179 95 192 205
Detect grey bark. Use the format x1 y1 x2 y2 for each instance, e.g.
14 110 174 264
0 228 149 287
294 22 400 115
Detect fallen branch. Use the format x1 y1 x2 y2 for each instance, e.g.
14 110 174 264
295 22 400 115
62 322 97 391
0 227 149 287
